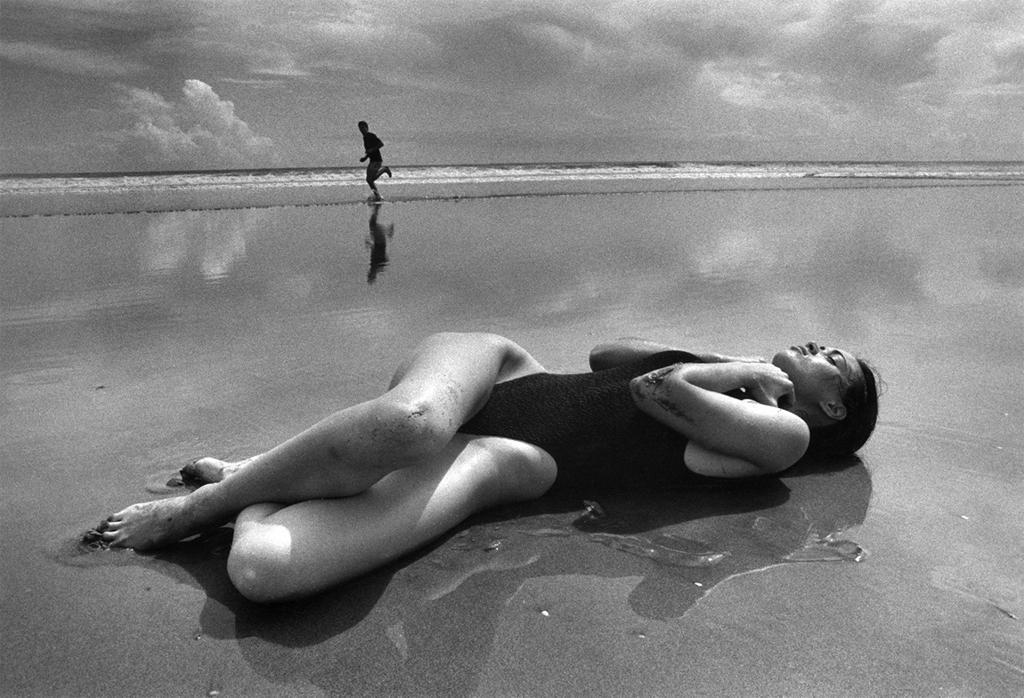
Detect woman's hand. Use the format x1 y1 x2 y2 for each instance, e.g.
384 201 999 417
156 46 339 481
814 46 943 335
654 362 793 408
732 362 795 408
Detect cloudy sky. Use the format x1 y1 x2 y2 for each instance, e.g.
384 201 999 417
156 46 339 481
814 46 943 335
2 0 1023 173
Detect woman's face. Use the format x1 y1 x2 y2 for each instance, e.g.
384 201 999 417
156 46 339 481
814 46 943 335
771 342 863 425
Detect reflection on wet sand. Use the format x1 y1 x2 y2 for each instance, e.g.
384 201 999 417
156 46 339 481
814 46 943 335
140 208 261 283
365 203 394 283
54 456 870 694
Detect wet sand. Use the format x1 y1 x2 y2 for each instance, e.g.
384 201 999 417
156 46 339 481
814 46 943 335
2 182 1022 695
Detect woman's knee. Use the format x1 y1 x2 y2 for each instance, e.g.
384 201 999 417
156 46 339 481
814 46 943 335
470 438 557 505
227 524 298 603
364 394 455 459
228 524 359 604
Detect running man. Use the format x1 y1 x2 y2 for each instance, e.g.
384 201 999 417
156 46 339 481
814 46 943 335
358 120 392 201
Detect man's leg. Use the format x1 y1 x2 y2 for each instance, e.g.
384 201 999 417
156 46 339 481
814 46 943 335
367 161 384 198
366 162 380 198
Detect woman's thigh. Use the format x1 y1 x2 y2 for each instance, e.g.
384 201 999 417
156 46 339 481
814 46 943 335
227 434 555 602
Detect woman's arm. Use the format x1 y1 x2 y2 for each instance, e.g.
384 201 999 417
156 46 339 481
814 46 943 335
589 337 676 370
630 362 809 475
589 337 764 371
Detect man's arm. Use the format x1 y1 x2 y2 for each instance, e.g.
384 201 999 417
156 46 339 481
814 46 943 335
360 134 384 161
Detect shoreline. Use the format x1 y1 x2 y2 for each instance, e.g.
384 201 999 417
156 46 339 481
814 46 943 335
3 175 1021 218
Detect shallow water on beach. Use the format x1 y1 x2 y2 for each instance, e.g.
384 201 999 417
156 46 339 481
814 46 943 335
2 182 1022 695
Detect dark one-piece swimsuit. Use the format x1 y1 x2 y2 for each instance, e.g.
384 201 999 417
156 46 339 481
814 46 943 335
458 350 708 492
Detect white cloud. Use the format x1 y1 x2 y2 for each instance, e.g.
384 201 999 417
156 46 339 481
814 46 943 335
0 40 145 77
114 80 279 170
778 0 949 93
991 35 1024 85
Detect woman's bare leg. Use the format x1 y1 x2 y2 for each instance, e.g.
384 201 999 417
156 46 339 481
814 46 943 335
97 332 546 550
227 435 556 603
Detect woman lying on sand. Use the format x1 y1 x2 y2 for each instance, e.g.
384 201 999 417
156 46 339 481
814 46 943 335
90 332 879 603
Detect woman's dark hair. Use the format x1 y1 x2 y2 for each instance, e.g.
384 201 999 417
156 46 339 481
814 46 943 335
804 358 880 458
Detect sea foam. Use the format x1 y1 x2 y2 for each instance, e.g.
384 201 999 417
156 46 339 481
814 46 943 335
3 161 1022 217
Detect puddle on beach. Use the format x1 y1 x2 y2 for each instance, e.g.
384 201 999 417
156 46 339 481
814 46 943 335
410 490 867 610
588 532 730 568
783 534 867 563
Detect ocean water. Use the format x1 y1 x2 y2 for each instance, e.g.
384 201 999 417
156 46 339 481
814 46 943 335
1 166 1022 694
3 160 1023 216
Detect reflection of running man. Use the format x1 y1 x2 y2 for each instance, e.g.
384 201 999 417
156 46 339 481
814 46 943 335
358 120 392 201
366 202 394 284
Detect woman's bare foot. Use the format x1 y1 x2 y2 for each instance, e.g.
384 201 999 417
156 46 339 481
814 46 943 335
89 478 234 551
87 496 198 550
180 457 247 486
